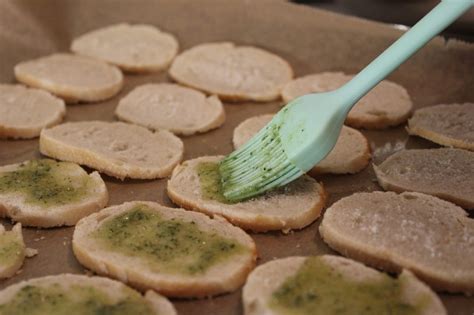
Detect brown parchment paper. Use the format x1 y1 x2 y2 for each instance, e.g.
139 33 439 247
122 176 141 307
0 0 473 314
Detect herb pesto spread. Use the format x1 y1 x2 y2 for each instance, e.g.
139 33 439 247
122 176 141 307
94 205 246 275
0 232 22 267
0 159 92 207
269 257 426 315
196 162 234 203
0 283 155 315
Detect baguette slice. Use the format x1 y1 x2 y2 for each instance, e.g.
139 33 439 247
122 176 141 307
71 23 179 73
0 223 25 279
373 148 474 209
233 115 370 174
0 274 176 315
116 83 225 136
167 156 326 232
319 191 474 294
243 255 446 315
14 53 123 103
407 103 474 151
0 84 65 139
40 121 184 180
169 42 293 101
0 159 108 227
73 201 257 298
281 72 413 129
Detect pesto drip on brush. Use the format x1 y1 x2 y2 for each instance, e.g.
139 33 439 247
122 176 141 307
94 205 246 274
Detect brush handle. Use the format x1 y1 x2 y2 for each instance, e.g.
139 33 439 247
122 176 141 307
339 0 473 110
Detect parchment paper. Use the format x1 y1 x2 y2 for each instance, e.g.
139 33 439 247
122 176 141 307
0 0 473 314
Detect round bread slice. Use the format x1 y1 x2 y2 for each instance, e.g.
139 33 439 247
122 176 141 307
407 103 474 151
169 42 293 102
319 191 474 294
167 156 326 232
39 121 184 180
0 274 176 315
116 83 225 136
0 159 108 227
373 148 474 209
14 53 123 103
281 72 413 129
0 223 25 279
0 84 65 139
71 23 179 73
233 115 370 174
243 255 446 315
73 201 257 298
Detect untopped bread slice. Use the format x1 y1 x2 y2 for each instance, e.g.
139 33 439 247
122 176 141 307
233 115 370 175
71 23 179 73
40 121 184 180
73 201 257 298
0 84 65 139
0 274 176 314
319 191 474 294
0 159 108 227
243 255 446 315
407 103 474 151
373 148 474 209
281 72 413 129
14 53 123 103
0 223 25 279
116 83 225 136
167 156 326 232
169 42 293 101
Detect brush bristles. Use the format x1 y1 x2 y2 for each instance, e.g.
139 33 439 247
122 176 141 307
219 122 302 202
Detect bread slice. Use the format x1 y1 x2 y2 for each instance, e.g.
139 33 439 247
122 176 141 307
167 156 326 232
0 223 25 279
319 191 474 294
0 84 65 139
71 23 179 73
0 159 108 227
116 83 225 136
407 103 474 151
40 121 184 180
73 201 257 298
243 255 446 315
169 42 293 102
281 72 413 129
373 148 474 209
233 115 371 174
0 274 176 314
14 53 123 103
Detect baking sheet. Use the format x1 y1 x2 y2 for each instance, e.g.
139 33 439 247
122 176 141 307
0 0 473 314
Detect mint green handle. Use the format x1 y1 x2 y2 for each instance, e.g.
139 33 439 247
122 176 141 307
339 0 473 109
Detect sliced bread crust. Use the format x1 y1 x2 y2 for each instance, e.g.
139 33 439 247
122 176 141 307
73 201 257 298
115 83 225 136
0 84 65 139
39 121 184 180
0 223 25 279
71 23 179 73
319 191 474 294
407 103 474 151
14 53 123 103
169 42 293 101
167 156 327 232
281 72 413 129
0 274 176 315
373 148 474 209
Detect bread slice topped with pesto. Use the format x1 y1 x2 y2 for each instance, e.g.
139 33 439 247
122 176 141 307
167 156 327 232
72 201 257 298
0 274 176 315
0 159 108 227
243 255 446 315
0 223 25 279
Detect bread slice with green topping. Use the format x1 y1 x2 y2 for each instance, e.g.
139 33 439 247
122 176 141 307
0 223 25 279
243 255 445 315
72 201 257 298
0 159 108 227
0 274 176 315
